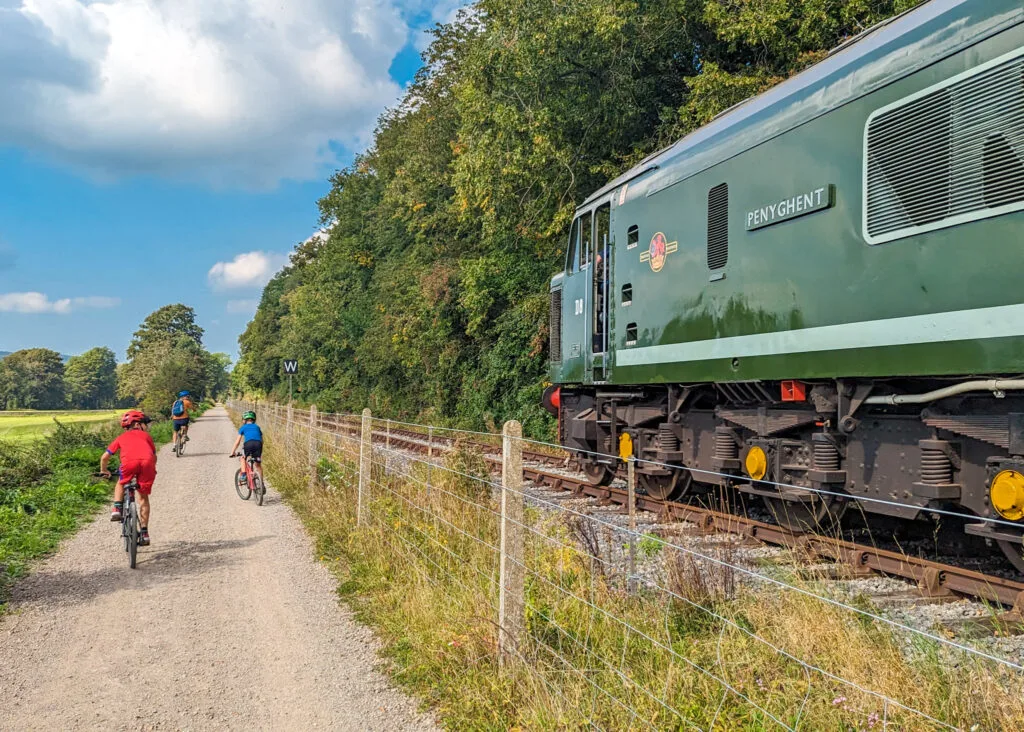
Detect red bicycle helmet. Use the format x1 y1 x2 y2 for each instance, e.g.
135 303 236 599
120 410 150 428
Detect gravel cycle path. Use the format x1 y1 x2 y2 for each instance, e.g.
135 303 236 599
0 407 435 731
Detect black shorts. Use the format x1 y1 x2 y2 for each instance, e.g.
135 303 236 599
243 440 263 462
172 418 190 432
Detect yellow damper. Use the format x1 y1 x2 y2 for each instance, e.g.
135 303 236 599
990 469 1024 521
745 445 768 481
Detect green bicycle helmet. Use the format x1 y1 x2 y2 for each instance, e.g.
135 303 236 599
243 411 256 421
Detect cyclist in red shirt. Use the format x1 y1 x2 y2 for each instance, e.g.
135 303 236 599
100 410 157 546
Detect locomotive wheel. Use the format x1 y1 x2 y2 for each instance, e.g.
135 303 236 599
638 468 692 502
580 459 614 487
996 540 1024 574
763 493 846 534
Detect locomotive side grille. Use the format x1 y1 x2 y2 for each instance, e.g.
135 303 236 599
866 50 1024 243
549 290 562 363
707 183 729 269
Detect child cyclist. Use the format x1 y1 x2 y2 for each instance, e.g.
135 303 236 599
230 410 264 484
99 410 157 546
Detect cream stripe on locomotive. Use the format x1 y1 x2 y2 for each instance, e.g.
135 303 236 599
616 302 1024 366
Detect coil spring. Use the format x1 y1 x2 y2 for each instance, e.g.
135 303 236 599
714 428 738 460
812 439 840 471
657 424 680 452
920 447 953 484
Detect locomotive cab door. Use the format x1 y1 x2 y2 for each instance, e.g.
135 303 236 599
588 203 612 383
559 213 589 383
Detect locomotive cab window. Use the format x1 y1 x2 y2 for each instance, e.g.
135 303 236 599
566 217 580 272
627 225 638 250
625 323 637 346
621 283 632 306
579 211 593 268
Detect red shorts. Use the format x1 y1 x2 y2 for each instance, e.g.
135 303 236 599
119 460 156 495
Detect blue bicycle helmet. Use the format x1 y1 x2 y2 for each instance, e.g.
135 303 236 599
178 391 190 397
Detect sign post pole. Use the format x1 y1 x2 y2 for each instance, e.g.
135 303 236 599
283 359 299 405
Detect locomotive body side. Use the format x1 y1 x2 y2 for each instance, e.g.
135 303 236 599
547 0 1024 571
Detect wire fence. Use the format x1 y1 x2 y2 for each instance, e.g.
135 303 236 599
228 400 1024 730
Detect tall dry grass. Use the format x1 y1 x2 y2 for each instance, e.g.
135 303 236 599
234 404 1024 730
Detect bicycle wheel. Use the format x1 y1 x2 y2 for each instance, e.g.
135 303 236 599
127 505 139 569
235 469 251 500
254 475 265 506
122 511 130 552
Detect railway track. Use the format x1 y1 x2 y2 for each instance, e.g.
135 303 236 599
318 415 1024 617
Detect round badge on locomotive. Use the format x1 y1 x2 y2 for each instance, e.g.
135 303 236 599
639 232 678 272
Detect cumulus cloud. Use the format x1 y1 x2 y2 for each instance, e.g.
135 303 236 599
0 0 413 185
0 291 120 313
208 251 288 290
226 299 259 314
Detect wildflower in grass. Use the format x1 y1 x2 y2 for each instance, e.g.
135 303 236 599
832 696 847 707
867 711 880 728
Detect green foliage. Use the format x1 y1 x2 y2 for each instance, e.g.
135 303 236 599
235 0 923 434
126 303 204 360
64 347 118 409
0 348 66 410
119 304 229 415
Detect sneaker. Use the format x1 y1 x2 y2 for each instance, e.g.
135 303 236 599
139 530 150 546
110 507 122 522
184 435 190 442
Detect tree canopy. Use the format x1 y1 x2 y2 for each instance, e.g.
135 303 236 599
235 0 921 435
65 347 118 409
0 349 65 410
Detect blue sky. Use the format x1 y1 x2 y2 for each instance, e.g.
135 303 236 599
0 0 460 361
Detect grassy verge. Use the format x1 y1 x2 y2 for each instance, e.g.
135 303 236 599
239 406 1024 730
0 405 213 603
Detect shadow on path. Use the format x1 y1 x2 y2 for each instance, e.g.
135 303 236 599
10 535 273 608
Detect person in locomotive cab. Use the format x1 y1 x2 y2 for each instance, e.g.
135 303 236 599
594 242 610 352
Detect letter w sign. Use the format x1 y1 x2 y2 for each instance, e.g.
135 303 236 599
283 359 298 375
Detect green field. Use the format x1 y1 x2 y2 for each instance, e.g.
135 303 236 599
0 410 120 443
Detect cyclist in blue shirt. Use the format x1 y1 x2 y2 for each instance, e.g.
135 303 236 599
230 411 264 483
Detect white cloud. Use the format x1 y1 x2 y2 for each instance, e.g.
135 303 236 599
0 291 120 314
1 0 412 185
226 299 259 314
208 251 288 290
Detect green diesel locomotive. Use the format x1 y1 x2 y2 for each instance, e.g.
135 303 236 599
545 0 1024 570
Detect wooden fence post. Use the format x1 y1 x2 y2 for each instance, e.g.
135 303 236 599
358 408 372 527
499 420 525 669
309 404 319 488
627 457 637 593
426 426 433 503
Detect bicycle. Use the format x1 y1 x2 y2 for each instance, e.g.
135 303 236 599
96 473 142 569
173 425 187 458
230 452 265 506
